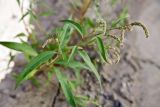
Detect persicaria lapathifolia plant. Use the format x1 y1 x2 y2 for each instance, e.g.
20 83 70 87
0 0 149 107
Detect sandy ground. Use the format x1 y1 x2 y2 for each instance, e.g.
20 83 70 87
132 0 160 107
0 0 160 107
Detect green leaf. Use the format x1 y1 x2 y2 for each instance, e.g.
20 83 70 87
14 33 26 38
28 9 37 20
96 37 108 62
59 23 70 46
19 11 29 21
56 60 89 70
58 20 74 60
54 68 77 107
7 52 15 68
0 41 37 56
16 51 55 87
20 9 37 21
78 51 102 88
68 46 77 63
61 19 83 37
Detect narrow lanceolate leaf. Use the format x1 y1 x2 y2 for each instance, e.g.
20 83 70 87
0 41 37 56
61 19 83 37
14 33 26 38
59 23 70 48
56 60 89 70
58 23 70 59
68 46 77 63
96 37 108 62
54 68 77 107
16 51 55 87
78 51 102 88
19 11 29 21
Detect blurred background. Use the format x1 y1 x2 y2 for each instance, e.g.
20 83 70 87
0 0 160 107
